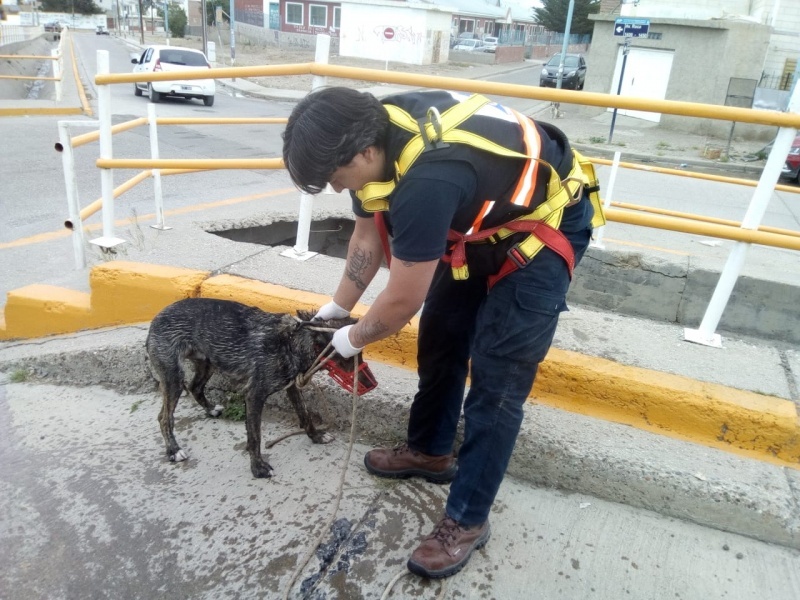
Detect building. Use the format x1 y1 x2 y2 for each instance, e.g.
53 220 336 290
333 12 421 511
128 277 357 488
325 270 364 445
587 0 799 138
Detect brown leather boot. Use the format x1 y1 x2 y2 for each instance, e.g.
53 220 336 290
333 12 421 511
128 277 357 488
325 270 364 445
407 516 491 578
364 443 457 483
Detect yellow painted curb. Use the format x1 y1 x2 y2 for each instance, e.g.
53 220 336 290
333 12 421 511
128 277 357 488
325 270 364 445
1 285 94 338
0 261 798 468
90 262 209 325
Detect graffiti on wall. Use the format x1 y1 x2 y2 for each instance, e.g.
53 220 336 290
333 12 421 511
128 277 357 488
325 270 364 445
350 24 424 45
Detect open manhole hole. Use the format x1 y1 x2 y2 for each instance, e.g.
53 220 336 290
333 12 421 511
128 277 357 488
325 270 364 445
213 218 355 259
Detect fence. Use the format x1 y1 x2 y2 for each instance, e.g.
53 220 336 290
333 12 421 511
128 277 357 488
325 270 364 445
67 38 800 349
0 24 41 46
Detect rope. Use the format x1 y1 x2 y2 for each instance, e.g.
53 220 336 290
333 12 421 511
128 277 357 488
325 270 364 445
283 341 336 392
281 353 361 600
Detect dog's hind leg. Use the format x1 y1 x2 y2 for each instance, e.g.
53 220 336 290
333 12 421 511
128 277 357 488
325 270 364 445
156 363 189 463
188 358 223 417
286 385 334 444
244 389 274 478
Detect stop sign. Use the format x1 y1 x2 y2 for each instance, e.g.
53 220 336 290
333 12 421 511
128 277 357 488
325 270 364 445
384 27 395 40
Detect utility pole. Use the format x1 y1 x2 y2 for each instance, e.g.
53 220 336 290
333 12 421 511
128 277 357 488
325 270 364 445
229 0 235 66
201 0 208 57
137 0 145 44
556 0 575 91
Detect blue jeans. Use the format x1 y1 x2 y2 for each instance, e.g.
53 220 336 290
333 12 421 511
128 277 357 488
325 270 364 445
407 202 592 526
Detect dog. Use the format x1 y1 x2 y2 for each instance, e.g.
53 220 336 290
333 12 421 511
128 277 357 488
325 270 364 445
146 297 374 478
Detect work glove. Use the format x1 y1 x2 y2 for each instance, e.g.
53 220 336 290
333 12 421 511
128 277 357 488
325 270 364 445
332 325 363 359
313 300 350 321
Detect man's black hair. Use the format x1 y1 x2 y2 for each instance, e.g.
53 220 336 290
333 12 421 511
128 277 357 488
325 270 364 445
282 87 389 194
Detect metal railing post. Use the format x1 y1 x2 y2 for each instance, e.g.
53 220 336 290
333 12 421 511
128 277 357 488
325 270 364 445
684 84 800 347
282 33 331 262
90 50 126 252
58 121 86 268
590 150 621 250
51 49 62 101
147 103 170 230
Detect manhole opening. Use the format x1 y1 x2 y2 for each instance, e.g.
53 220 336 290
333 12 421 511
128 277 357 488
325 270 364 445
212 218 355 259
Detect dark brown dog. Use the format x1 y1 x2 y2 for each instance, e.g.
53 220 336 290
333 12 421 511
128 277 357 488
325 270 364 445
146 297 371 478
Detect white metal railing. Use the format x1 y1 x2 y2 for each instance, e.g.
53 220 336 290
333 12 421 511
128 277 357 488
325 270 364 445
0 25 39 46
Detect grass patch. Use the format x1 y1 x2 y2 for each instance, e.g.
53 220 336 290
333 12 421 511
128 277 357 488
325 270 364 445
656 141 671 149
9 369 28 383
223 391 247 421
130 399 143 413
589 136 605 144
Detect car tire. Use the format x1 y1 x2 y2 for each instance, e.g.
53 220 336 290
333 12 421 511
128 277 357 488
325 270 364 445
134 84 142 97
148 84 161 103
203 95 215 107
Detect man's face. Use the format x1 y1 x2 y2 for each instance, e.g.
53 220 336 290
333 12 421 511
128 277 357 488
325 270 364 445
328 147 385 193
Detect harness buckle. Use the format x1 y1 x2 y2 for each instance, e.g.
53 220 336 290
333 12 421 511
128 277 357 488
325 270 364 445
506 243 532 269
417 106 450 153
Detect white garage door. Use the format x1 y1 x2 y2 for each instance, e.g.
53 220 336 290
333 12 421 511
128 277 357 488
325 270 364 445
608 46 675 122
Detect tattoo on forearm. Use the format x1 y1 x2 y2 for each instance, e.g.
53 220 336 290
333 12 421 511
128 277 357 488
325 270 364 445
401 260 416 267
346 245 372 291
353 318 390 347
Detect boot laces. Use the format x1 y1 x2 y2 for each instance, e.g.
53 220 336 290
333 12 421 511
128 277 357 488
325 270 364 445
430 517 461 547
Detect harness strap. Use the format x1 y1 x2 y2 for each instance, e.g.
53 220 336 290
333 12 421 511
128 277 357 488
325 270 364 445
374 211 392 267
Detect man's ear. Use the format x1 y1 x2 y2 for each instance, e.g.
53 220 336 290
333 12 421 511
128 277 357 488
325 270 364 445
362 145 382 164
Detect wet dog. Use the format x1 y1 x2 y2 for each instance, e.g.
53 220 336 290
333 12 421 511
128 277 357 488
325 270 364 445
146 297 372 478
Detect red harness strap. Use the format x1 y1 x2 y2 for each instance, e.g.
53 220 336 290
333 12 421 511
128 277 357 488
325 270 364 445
444 219 575 289
374 212 392 267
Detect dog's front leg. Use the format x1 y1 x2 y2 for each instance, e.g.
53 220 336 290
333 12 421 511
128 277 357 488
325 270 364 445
244 392 273 478
286 385 334 444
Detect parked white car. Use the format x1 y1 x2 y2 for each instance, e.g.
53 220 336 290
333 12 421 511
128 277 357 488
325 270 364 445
131 45 216 107
482 37 498 53
453 39 485 52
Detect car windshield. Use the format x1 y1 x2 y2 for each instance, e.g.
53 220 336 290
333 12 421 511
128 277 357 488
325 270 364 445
485 37 498 44
547 55 580 68
159 50 208 67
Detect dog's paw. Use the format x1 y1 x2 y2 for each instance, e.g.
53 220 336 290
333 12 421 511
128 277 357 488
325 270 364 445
209 404 224 417
170 449 189 462
311 431 335 444
252 462 274 478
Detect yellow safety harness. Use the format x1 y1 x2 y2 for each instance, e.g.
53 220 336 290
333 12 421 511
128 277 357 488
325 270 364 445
356 94 605 286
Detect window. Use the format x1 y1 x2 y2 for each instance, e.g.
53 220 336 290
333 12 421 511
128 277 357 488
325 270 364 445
286 2 303 25
309 4 327 27
333 7 341 29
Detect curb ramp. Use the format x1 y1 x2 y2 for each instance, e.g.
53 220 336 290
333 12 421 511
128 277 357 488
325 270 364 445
0 261 798 551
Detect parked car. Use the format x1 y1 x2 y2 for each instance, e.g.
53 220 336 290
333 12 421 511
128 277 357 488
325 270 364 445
453 39 485 52
780 135 800 182
131 45 215 106
482 36 498 53
44 21 61 32
539 53 587 90
96 25 109 35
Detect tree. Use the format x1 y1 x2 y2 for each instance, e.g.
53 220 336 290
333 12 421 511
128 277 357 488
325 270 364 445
533 0 601 35
41 0 104 14
167 4 186 37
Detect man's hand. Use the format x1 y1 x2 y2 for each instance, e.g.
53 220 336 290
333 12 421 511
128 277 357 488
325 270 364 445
332 325 363 359
314 300 350 321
